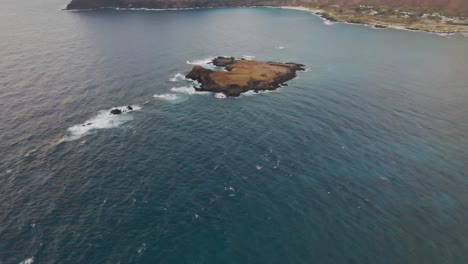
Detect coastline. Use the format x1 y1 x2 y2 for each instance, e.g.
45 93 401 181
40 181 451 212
65 5 468 36
274 6 468 35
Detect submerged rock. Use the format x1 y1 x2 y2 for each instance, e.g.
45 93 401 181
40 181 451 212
185 57 305 97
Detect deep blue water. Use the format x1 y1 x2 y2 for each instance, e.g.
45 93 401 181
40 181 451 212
1 0 468 263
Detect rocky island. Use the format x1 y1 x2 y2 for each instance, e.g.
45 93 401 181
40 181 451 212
185 57 305 97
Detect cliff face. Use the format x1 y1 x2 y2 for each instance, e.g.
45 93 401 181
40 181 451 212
66 0 468 16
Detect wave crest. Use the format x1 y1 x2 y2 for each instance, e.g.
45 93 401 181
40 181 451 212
153 93 178 100
169 73 187 82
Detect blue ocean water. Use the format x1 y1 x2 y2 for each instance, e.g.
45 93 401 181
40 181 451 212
1 0 468 263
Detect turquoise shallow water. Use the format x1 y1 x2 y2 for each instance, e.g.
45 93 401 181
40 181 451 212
1 1 468 263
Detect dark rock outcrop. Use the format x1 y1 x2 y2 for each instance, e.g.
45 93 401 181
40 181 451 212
110 109 122 115
316 12 337 22
213 56 235 67
186 57 305 97
374 24 387 28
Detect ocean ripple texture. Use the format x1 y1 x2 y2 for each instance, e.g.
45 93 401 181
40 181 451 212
1 1 468 263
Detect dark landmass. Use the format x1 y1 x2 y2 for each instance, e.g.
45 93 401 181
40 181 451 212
66 0 468 17
66 0 468 33
66 0 284 10
185 57 305 97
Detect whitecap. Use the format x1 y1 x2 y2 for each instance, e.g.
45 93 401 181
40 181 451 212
24 148 38 157
324 20 335 26
169 73 187 82
137 243 147 256
60 105 141 142
276 46 286 49
225 186 236 192
19 258 34 264
153 93 178 100
256 165 262 170
273 160 281 168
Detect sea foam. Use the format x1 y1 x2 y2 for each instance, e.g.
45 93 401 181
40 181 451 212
242 89 276 97
60 105 141 142
171 86 209 95
153 93 178 100
186 57 216 69
169 73 187 82
214 93 227 99
19 258 34 264
171 86 196 94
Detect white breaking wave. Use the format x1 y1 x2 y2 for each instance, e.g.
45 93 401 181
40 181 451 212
19 258 34 264
60 105 141 142
171 86 196 94
153 93 178 100
276 46 286 49
137 243 147 256
324 20 335 26
186 57 215 69
242 89 276 96
171 86 209 95
241 55 255 60
214 93 227 99
169 73 187 82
